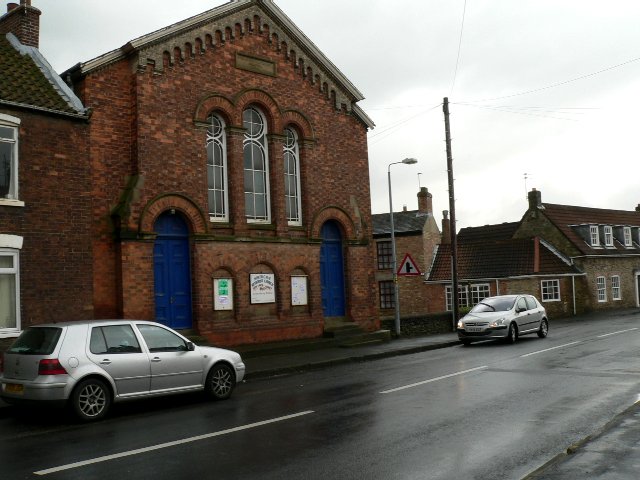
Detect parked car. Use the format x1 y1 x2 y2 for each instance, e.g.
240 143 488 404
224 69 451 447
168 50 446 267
0 320 245 421
457 294 548 345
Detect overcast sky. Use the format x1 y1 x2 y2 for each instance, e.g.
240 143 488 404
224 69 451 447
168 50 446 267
33 0 640 229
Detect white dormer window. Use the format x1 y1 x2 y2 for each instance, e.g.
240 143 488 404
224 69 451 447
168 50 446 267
623 227 632 247
590 225 600 246
604 226 613 247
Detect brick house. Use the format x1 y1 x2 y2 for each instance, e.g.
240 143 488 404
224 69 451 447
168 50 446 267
514 189 640 311
424 189 640 317
57 0 377 346
425 221 585 318
372 188 440 320
0 0 91 348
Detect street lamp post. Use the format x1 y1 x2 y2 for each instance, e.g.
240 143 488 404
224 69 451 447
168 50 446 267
388 157 418 337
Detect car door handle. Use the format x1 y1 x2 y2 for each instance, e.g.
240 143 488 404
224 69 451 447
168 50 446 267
151 357 162 362
100 359 112 365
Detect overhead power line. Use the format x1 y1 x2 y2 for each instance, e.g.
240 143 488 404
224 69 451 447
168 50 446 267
465 55 640 103
449 0 468 97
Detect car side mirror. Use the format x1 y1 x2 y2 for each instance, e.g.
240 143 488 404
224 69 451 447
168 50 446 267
186 341 195 351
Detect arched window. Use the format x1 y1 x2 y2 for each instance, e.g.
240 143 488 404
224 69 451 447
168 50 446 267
283 127 301 225
205 113 228 221
243 107 270 222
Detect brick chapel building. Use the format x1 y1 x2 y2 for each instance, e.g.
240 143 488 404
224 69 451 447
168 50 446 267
1 0 378 348
61 0 377 346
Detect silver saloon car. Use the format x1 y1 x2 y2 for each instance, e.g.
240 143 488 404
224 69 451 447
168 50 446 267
0 320 245 421
457 294 549 345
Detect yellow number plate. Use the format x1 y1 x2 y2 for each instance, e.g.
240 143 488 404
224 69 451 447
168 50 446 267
5 383 24 395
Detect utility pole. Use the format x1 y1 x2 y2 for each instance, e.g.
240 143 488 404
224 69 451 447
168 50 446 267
443 97 459 329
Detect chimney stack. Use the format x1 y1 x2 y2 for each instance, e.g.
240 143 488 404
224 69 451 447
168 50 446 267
0 0 41 48
441 210 451 245
417 187 432 214
528 188 542 211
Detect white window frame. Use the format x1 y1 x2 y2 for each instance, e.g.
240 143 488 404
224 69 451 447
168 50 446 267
445 285 469 311
0 237 22 337
0 113 22 206
604 226 613 247
541 279 561 302
596 276 607 302
623 227 632 247
590 225 600 247
469 283 490 306
611 275 621 301
283 127 302 226
243 107 271 223
206 113 229 222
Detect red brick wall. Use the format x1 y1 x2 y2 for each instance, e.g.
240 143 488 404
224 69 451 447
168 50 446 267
73 16 377 345
0 107 92 327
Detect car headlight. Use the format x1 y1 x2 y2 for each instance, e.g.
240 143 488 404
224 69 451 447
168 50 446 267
457 320 464 329
489 317 507 328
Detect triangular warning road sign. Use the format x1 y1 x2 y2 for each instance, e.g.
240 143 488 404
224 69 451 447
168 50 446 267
397 253 422 276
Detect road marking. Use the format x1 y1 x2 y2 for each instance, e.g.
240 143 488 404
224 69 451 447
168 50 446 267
520 341 581 358
34 410 314 476
380 366 488 394
597 327 638 338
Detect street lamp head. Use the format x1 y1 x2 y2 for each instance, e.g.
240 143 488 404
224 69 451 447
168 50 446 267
402 158 418 165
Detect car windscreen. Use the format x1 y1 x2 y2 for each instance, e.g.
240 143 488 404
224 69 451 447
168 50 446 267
7 327 62 355
470 297 516 313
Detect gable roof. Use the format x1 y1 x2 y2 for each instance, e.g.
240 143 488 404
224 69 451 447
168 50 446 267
540 203 640 256
63 0 373 128
427 237 581 282
372 210 431 237
0 33 87 118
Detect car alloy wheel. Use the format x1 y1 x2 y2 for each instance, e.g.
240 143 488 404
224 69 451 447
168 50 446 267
506 323 518 344
72 378 111 421
206 363 235 400
537 319 549 338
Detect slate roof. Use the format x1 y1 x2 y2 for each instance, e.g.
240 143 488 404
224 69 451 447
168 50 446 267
539 203 640 256
372 210 431 237
0 33 87 117
427 237 580 282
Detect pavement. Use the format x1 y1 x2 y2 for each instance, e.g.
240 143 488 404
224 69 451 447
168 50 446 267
2 312 640 478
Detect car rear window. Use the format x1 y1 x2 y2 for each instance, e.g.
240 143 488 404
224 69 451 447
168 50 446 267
7 327 62 355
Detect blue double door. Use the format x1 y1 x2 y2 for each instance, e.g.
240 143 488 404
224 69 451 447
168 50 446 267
153 212 192 329
320 221 346 317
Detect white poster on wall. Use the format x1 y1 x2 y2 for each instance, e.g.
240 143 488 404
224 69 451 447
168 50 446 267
291 276 308 306
250 273 276 304
214 278 234 311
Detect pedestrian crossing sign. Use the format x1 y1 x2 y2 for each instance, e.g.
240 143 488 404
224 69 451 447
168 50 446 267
397 253 422 276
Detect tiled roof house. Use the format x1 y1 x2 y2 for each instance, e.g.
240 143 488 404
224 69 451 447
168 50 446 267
515 189 640 311
0 0 91 344
426 219 584 318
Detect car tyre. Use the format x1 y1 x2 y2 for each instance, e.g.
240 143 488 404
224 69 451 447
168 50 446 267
537 319 549 338
71 378 111 422
506 323 518 344
206 363 235 400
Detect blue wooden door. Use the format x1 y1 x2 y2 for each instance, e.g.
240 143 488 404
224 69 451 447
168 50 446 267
153 212 192 329
320 221 346 317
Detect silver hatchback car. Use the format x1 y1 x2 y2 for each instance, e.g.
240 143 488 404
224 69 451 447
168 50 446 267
457 294 549 345
0 320 245 421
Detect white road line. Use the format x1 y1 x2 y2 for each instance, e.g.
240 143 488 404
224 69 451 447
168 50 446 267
380 366 488 394
34 410 314 476
597 327 638 338
519 341 581 358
